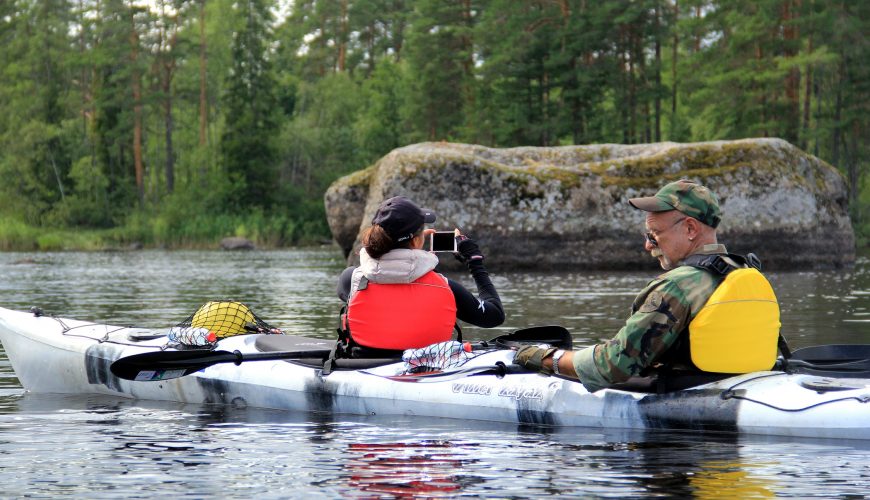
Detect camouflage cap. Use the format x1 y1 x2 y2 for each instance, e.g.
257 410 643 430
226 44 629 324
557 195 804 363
628 180 721 228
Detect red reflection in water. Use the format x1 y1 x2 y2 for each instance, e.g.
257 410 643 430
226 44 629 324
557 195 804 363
343 441 471 498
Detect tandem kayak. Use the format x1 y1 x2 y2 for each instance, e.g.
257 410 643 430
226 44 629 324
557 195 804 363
1 306 869 440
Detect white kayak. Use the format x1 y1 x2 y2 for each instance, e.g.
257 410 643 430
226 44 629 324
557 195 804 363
1 306 869 440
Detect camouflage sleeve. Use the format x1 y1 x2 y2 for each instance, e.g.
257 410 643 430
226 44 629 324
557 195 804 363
572 278 693 390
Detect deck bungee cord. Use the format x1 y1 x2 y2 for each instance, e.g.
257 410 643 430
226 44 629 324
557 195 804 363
720 372 870 412
31 306 149 348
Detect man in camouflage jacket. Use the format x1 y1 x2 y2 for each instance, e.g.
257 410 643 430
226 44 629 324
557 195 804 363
515 179 734 392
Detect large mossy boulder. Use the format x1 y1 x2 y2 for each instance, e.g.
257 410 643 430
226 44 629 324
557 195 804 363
325 139 854 270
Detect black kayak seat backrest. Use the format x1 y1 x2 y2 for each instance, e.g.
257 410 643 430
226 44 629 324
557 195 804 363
288 357 401 369
254 334 400 370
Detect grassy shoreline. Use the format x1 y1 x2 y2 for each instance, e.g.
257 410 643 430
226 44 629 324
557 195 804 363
0 216 331 252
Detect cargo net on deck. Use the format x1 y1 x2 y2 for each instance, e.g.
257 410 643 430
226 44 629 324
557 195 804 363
168 300 283 347
402 340 484 373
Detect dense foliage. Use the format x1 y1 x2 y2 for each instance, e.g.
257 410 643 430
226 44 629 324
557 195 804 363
0 0 867 249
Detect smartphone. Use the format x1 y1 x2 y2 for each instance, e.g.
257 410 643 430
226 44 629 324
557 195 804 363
429 231 457 253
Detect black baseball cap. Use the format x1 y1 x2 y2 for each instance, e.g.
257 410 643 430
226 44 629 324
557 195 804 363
371 196 436 242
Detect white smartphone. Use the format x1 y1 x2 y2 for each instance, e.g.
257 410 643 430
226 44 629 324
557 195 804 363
429 231 457 252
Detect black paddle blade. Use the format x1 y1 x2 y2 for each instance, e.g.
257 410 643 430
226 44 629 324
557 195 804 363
782 359 870 379
110 348 334 382
489 325 573 350
110 349 240 382
790 344 870 363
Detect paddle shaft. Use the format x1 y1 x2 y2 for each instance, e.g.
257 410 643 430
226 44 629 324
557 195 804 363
109 348 333 381
110 326 572 381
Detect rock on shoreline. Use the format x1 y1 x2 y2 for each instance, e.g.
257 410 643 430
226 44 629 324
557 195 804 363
325 139 854 270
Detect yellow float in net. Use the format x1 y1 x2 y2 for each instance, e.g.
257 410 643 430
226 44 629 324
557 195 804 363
190 301 257 339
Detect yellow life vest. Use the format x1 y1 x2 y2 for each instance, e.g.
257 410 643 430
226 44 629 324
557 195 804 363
688 267 781 373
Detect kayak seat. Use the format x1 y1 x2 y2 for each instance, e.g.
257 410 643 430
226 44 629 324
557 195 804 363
611 372 736 394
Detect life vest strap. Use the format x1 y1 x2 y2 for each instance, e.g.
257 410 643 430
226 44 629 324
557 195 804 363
683 252 762 275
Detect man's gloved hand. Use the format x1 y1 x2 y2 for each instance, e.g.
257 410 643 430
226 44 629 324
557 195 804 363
454 235 484 264
513 345 558 375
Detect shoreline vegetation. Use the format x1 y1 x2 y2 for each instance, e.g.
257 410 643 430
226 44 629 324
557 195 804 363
0 211 330 252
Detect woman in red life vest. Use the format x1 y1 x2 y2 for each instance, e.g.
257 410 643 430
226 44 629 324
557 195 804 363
336 196 505 354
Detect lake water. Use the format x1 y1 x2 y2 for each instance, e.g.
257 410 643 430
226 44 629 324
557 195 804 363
1 248 869 497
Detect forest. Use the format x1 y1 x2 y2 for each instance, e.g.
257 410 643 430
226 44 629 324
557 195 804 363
0 0 867 250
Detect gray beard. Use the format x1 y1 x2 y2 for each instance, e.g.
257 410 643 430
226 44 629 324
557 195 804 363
651 248 675 270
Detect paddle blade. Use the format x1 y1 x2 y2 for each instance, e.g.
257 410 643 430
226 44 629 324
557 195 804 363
491 325 573 350
790 344 870 363
110 349 239 381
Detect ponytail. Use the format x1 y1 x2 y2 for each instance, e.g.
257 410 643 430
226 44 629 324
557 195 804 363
362 225 393 259
362 225 421 259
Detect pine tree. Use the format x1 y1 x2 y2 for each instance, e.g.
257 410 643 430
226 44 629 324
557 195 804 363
404 0 476 142
0 0 81 224
221 0 280 209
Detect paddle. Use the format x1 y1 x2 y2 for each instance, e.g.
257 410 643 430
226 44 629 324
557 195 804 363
110 349 333 381
788 344 870 363
777 344 870 378
474 325 573 351
110 325 574 382
777 359 870 379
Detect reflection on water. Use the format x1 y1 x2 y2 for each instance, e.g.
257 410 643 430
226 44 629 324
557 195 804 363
0 249 869 497
341 441 468 497
1 393 870 497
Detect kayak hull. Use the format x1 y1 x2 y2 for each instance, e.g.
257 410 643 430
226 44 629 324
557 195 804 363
2 307 869 440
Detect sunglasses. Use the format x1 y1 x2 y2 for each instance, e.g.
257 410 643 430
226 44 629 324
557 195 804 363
643 217 686 247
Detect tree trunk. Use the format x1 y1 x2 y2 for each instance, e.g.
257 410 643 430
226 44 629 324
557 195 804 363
164 77 175 193
542 67 550 146
160 6 179 194
78 0 91 137
637 29 650 143
848 121 859 208
813 67 821 157
802 42 812 151
462 0 475 132
337 0 347 72
198 0 208 148
756 43 768 137
619 28 629 143
654 1 662 142
130 11 144 205
832 63 843 168
628 30 637 144
782 0 800 143
671 0 678 119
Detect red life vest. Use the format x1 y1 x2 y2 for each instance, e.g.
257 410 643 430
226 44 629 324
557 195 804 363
347 271 457 350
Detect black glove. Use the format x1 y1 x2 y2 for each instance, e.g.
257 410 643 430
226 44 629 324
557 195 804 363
454 235 484 264
513 345 558 375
